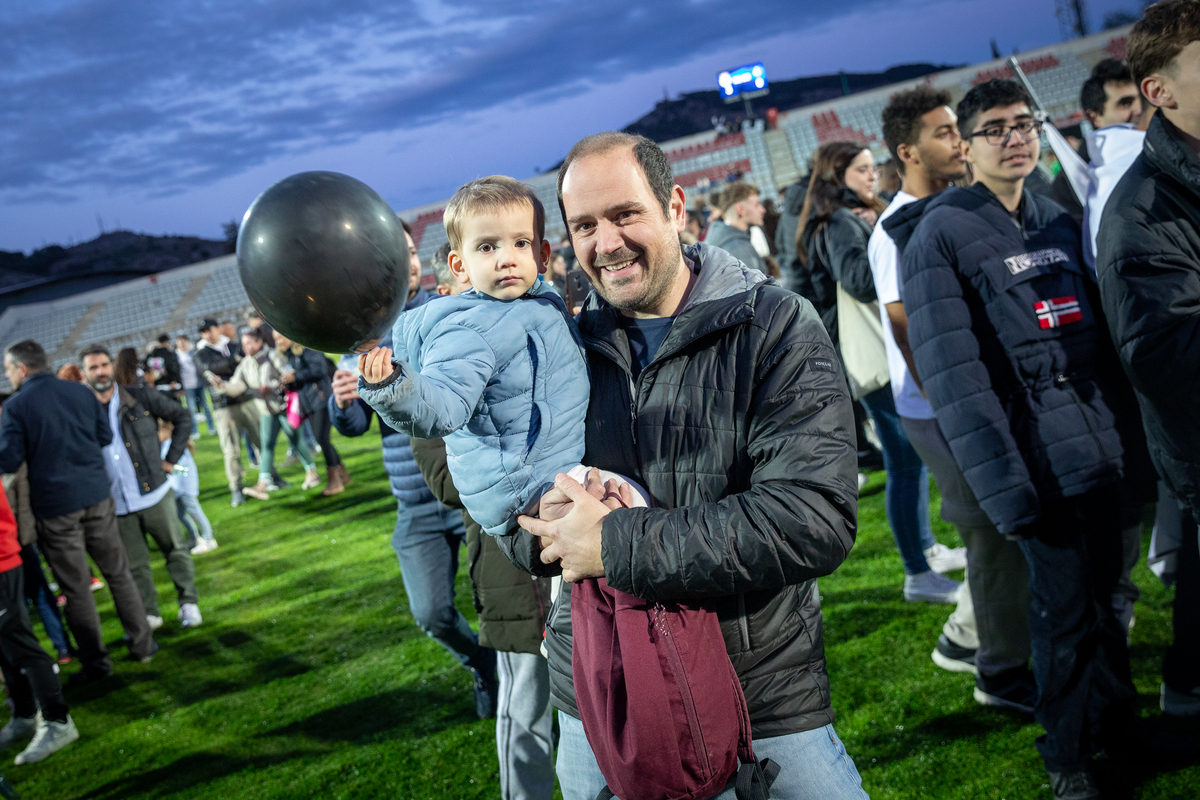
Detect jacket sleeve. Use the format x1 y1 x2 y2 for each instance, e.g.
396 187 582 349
94 395 113 448
357 324 496 440
902 222 1040 535
826 211 878 303
220 358 252 397
329 396 372 437
601 292 859 602
0 407 25 475
1099 219 1200 401
141 387 192 464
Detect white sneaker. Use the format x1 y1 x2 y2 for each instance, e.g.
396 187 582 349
0 714 38 749
179 603 203 628
146 615 164 631
903 570 962 604
14 715 78 764
924 542 967 573
857 473 870 491
190 540 210 555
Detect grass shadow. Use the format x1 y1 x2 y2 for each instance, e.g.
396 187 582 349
266 684 477 745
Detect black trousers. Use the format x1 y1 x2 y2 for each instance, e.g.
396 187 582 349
0 566 68 723
306 404 341 468
1165 509 1200 692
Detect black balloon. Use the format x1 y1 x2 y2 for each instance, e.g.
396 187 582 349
237 171 409 354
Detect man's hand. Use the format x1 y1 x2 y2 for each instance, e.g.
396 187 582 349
332 369 361 409
162 460 174 475
852 207 879 228
358 347 396 384
519 470 614 583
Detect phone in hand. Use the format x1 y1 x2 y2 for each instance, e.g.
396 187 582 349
565 268 591 312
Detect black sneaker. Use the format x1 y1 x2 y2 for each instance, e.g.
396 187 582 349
973 665 1037 713
1047 770 1100 800
931 634 977 675
471 647 499 720
132 639 160 665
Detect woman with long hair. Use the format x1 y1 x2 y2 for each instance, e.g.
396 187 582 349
799 141 961 604
275 333 347 495
113 348 143 386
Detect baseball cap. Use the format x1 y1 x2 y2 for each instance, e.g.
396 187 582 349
199 318 219 332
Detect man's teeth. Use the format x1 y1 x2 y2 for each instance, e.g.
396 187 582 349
604 258 636 272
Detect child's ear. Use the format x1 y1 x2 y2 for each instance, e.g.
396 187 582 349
539 240 551 275
448 251 468 282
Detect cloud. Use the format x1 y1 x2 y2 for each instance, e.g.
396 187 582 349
0 0 881 201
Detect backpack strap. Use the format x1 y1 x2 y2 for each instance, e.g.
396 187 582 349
735 758 780 800
594 788 616 800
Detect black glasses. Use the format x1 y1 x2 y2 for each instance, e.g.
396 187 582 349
968 120 1043 147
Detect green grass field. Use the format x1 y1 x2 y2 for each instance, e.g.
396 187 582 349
3 427 1195 799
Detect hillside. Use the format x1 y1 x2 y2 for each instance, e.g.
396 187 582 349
623 63 958 142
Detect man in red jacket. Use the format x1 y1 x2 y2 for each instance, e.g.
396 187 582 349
0 487 78 764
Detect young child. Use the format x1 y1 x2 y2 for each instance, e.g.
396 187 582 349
159 421 217 554
358 176 645 537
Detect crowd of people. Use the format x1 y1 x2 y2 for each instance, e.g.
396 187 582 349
0 4 1196 799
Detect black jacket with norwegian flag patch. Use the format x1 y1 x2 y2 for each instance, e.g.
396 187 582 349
884 182 1144 536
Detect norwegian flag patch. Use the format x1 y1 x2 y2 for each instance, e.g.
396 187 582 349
1034 296 1083 329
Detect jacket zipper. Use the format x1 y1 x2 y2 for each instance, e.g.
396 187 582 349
655 603 711 776
1055 373 1110 460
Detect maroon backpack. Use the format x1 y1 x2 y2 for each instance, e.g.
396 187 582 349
571 577 779 800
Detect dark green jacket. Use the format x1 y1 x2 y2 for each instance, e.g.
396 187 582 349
409 436 550 654
114 384 192 497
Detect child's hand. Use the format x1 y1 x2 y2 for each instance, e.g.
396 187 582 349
358 347 396 384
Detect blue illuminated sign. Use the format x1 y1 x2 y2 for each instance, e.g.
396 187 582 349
718 63 769 102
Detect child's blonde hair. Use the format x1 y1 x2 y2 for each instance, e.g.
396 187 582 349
443 176 545 252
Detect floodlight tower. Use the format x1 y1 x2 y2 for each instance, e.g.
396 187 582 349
1055 0 1089 39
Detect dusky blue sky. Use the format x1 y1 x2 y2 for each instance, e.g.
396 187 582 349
0 0 1139 253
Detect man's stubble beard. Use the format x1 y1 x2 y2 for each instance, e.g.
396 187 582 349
593 230 683 315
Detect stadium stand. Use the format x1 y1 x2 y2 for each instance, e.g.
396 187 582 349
0 26 1131 394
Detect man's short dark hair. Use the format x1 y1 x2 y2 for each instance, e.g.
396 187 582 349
1081 58 1134 116
156 333 170 345
1129 0 1200 84
78 344 111 364
556 132 674 230
241 328 263 343
957 79 1034 137
881 86 955 173
4 340 48 374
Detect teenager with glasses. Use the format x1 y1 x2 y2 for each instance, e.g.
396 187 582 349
883 79 1162 800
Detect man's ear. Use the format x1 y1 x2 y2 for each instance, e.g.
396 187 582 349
896 142 920 170
448 251 469 282
539 240 551 275
670 184 687 233
1142 74 1175 110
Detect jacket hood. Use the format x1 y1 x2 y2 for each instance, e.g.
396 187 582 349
196 335 230 352
578 242 769 353
1143 113 1200 200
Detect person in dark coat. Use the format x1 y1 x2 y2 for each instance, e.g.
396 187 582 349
0 340 156 682
893 79 1156 800
277 333 347 495
505 132 867 800
1097 1 1200 719
144 334 182 399
410 435 554 800
80 345 200 631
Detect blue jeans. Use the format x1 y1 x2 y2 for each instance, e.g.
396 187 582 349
259 413 315 481
21 544 69 656
390 497 486 672
185 386 215 434
497 651 554 800
176 493 214 544
1017 489 1136 772
556 712 869 800
860 386 934 574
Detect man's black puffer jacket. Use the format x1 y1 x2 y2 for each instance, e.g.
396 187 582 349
500 243 859 738
1098 114 1200 523
889 183 1135 536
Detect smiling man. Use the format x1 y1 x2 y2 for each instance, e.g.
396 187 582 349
888 79 1157 800
503 132 866 800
